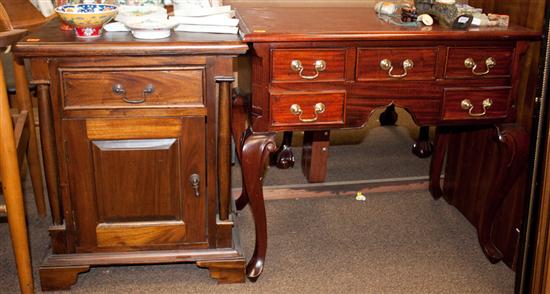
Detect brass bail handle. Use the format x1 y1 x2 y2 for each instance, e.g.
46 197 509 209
461 98 493 117
464 57 496 76
289 102 326 122
379 59 414 78
112 83 155 104
290 59 327 80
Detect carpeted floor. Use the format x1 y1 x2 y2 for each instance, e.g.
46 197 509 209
0 188 515 293
0 113 515 293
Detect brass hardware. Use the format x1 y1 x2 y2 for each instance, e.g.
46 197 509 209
290 59 326 80
112 84 154 104
464 57 496 76
143 83 154 98
379 59 414 78
289 102 326 122
460 98 493 117
189 174 200 198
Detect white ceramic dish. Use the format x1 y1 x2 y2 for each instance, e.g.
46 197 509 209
115 5 167 24
125 19 179 39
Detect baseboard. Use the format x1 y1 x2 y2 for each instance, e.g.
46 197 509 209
232 176 430 201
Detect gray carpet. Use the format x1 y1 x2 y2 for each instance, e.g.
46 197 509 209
0 112 514 293
0 188 514 293
233 111 431 188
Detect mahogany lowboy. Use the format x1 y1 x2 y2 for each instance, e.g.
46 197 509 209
234 6 539 279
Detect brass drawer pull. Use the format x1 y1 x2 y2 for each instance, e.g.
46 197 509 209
464 57 496 76
289 102 326 122
112 83 155 104
461 98 493 117
290 59 326 80
379 59 414 79
189 174 201 198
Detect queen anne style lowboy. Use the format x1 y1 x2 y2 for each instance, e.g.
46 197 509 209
233 7 539 279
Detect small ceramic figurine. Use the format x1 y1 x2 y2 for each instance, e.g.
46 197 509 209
414 0 435 14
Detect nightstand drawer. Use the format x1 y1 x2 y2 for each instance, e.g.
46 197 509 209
272 49 346 82
442 87 510 121
270 92 345 127
61 67 204 110
356 48 437 81
445 48 513 79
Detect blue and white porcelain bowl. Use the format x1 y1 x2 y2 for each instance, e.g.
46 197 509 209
55 4 118 38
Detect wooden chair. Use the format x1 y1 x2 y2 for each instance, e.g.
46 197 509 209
0 27 35 294
0 1 51 293
0 0 48 217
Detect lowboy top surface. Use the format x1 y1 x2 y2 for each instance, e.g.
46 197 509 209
237 7 540 42
14 19 247 57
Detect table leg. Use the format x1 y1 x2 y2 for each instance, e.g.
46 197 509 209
302 130 330 183
240 131 277 279
478 124 528 263
429 127 449 199
412 126 433 158
270 131 295 169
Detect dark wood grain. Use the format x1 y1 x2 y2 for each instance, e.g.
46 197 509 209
91 139 181 223
36 84 62 224
14 20 247 57
17 21 247 290
61 68 205 109
231 95 250 211
39 266 90 291
237 6 539 281
301 130 330 183
270 91 345 128
272 49 346 82
429 127 450 199
442 87 511 121
240 131 277 279
442 125 529 268
356 47 437 81
445 47 514 79
196 260 246 284
237 7 540 43
217 78 232 221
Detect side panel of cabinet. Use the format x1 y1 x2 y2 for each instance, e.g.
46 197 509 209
63 117 207 252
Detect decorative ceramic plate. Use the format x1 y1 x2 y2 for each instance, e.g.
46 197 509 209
125 19 179 39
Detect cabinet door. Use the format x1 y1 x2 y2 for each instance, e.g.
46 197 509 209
63 117 207 252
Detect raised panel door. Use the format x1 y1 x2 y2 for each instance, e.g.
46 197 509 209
63 117 207 252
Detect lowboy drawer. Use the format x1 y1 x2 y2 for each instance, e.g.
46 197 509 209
356 48 437 81
442 87 510 121
272 49 346 82
270 92 345 127
445 48 513 79
61 67 204 109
